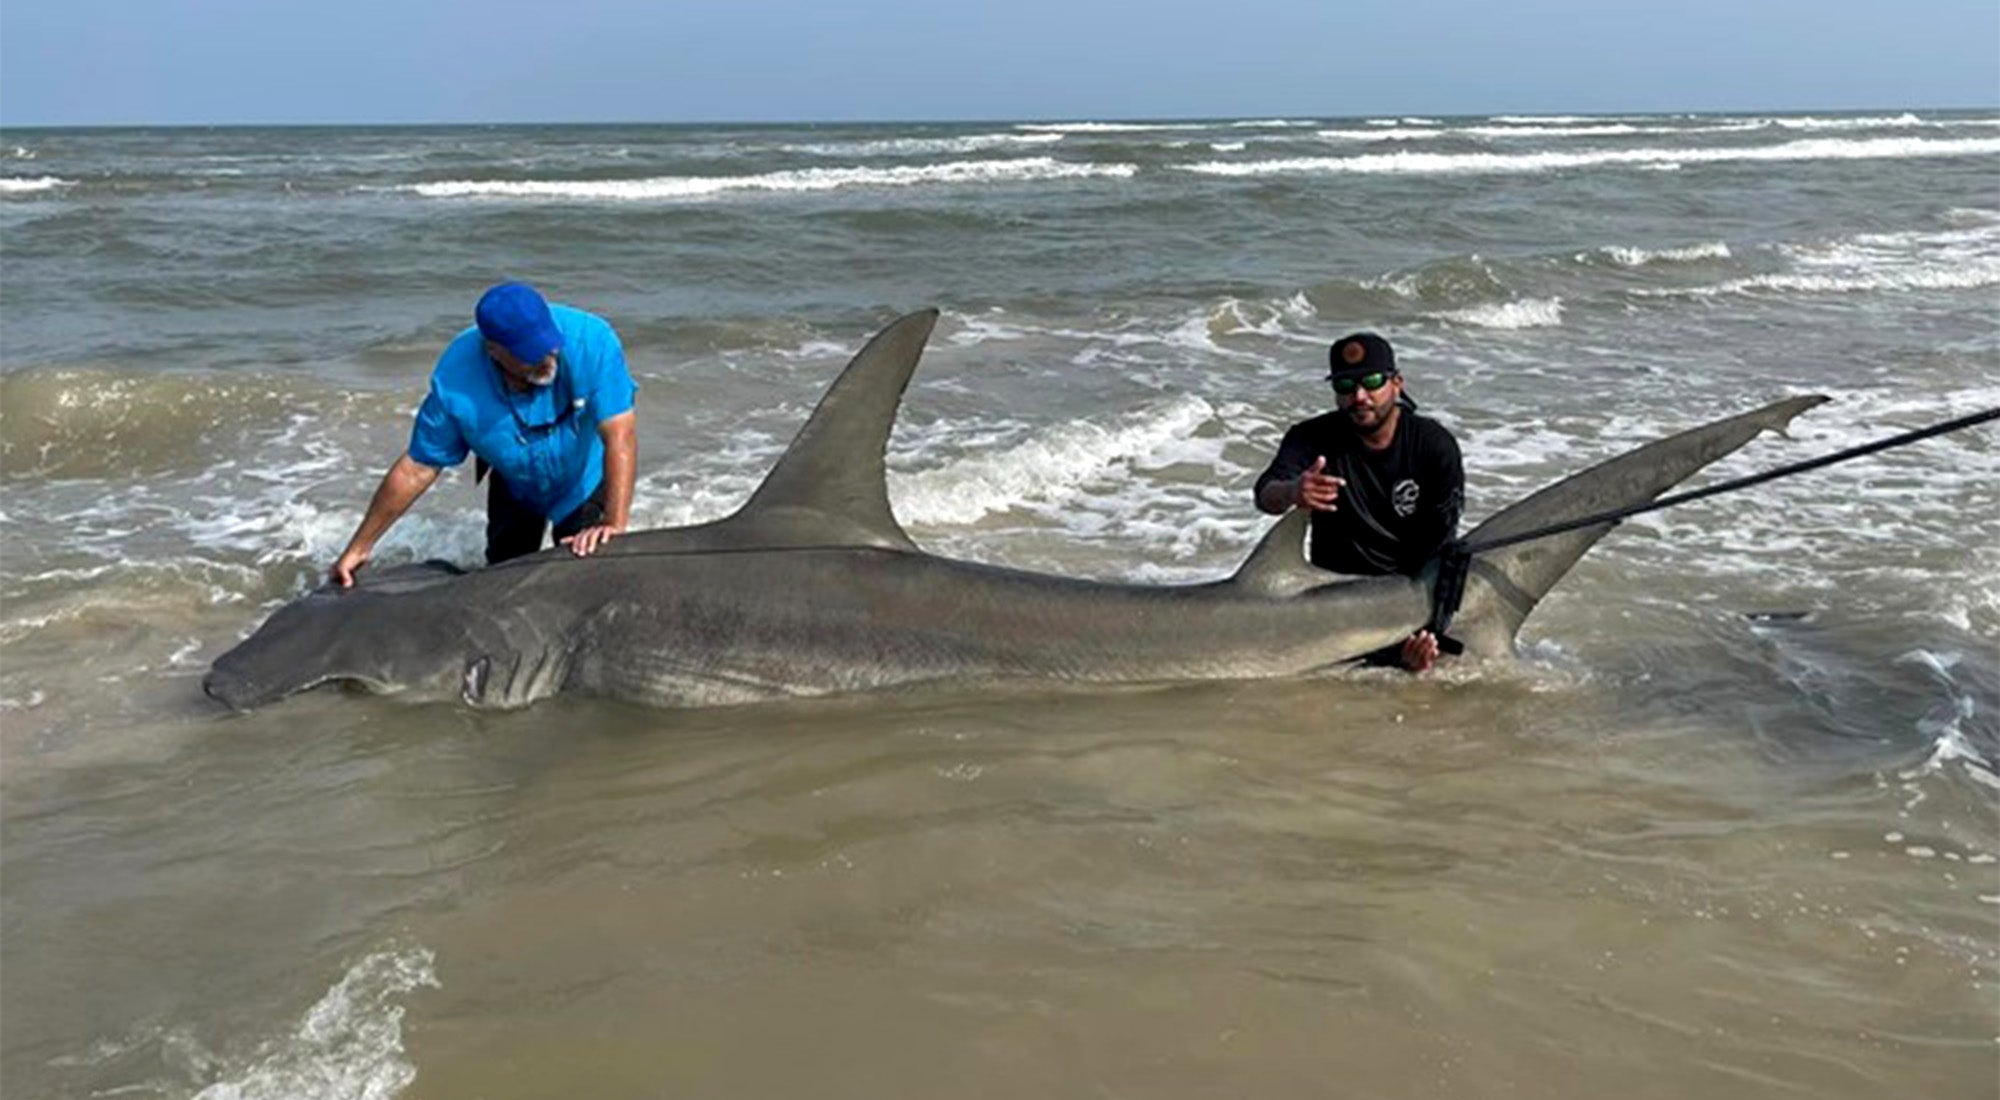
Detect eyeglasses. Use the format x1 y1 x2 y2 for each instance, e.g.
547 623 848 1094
1330 370 1394 395
493 354 577 440
509 394 579 440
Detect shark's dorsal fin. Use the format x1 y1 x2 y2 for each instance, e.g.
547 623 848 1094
726 309 938 551
1226 509 1329 597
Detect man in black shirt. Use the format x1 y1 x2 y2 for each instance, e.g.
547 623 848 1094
1254 332 1464 672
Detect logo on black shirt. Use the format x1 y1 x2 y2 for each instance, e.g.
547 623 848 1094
1392 478 1420 517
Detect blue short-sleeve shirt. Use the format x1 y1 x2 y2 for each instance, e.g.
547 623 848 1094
408 304 637 522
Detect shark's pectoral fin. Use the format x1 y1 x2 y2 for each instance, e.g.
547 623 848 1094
1227 509 1333 597
720 308 939 552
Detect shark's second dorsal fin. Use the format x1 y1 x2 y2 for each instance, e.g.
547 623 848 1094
1226 509 1329 597
726 309 939 551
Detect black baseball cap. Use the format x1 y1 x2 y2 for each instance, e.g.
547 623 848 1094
1327 332 1396 380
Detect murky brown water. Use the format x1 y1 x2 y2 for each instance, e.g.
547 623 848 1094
4 113 1996 1098
8 634 1993 1098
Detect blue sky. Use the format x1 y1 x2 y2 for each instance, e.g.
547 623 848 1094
3 0 1995 126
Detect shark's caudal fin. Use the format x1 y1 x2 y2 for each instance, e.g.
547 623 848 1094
725 309 938 551
1450 393 1830 655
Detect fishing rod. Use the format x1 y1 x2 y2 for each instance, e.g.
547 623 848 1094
1423 405 1999 650
1461 405 2000 556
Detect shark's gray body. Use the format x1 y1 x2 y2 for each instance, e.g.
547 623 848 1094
204 310 1827 711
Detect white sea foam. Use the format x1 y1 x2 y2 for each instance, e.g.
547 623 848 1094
1891 649 1997 783
191 947 437 1100
406 158 1136 201
1209 142 1247 152
1228 118 1320 128
890 395 1218 526
1597 377 2000 629
1181 136 2000 178
1635 223 2000 299
935 309 1179 353
1942 207 2000 226
0 176 75 194
191 488 486 574
1014 121 1201 133
1768 113 1927 130
1459 124 1645 138
1488 115 1607 124
1316 127 1444 141
1635 115 1991 136
1602 241 1733 266
1201 292 1323 342
786 132 1064 157
1439 297 1564 328
8 146 37 159
1334 120 1772 142
1643 261 2000 298
1488 112 1984 131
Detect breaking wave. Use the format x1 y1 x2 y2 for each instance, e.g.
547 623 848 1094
1014 121 1204 133
0 176 75 194
1439 297 1565 328
191 947 438 1100
1601 241 1733 266
1456 124 1646 138
891 395 1219 526
1637 261 2000 298
1767 112 1927 130
404 158 1136 200
1181 136 2000 178
1315 127 1445 141
1637 223 2000 299
785 132 1064 157
1487 114 1611 124
0 368 322 480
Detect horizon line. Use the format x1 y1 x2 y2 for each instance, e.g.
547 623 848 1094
4 103 1995 132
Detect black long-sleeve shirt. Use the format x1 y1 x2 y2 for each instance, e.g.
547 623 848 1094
1254 409 1464 577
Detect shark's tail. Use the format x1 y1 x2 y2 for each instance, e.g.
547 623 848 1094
1448 394 1830 656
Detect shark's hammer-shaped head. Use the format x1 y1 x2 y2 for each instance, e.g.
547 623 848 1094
204 564 484 710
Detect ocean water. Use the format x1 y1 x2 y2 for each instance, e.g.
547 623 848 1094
2 111 1995 1098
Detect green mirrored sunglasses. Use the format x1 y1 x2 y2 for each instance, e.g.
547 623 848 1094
1330 370 1394 395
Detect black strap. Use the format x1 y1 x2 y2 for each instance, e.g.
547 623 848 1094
1424 539 1470 656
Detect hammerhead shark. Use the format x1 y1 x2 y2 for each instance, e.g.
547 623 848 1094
204 309 1826 711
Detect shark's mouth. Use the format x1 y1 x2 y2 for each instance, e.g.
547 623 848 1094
203 668 375 712
202 666 291 712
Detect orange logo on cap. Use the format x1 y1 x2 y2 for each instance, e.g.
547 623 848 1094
1341 340 1367 365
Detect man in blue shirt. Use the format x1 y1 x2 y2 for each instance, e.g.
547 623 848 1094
330 283 639 587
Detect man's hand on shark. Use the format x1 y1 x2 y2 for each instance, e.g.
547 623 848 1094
561 523 624 557
331 546 370 588
1401 629 1440 673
